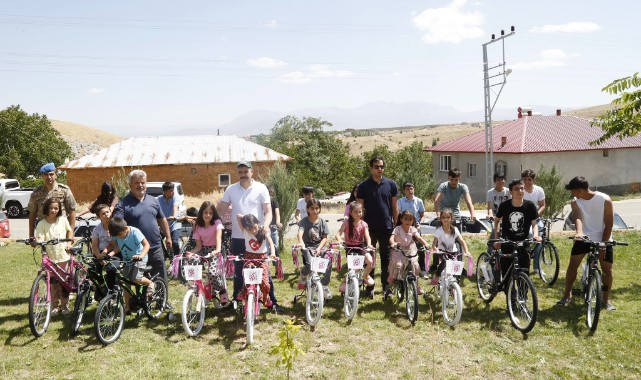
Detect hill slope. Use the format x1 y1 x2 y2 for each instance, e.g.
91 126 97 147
51 120 124 158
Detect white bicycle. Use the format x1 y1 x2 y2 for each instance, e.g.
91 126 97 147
427 250 464 327
293 248 333 327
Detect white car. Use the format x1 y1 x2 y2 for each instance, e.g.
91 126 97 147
146 181 187 215
420 211 492 235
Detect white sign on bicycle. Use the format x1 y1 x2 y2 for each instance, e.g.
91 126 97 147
311 257 330 273
184 265 202 281
243 268 263 285
445 260 464 276
347 255 365 269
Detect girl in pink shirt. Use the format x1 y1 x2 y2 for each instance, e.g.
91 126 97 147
389 210 429 294
189 201 227 303
336 202 375 291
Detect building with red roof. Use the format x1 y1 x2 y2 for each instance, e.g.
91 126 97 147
426 110 641 202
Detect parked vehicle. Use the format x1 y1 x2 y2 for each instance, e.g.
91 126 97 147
420 211 492 235
563 211 632 231
146 181 186 215
0 209 10 238
0 179 34 218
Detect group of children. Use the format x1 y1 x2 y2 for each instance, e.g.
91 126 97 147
295 185 472 299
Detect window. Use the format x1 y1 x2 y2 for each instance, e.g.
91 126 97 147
603 149 609 157
495 161 507 177
467 163 477 177
218 173 230 187
439 155 451 172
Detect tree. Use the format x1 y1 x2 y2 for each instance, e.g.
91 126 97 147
360 142 435 200
389 141 435 201
260 161 299 250
592 72 641 145
0 105 73 179
256 116 361 195
536 164 569 219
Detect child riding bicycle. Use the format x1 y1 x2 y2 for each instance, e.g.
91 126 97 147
35 198 74 315
237 214 276 306
108 217 154 314
297 199 333 299
335 201 375 293
389 210 429 295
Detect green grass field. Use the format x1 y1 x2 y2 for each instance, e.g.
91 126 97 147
1 231 640 379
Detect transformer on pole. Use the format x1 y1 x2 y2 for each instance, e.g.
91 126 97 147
483 26 515 192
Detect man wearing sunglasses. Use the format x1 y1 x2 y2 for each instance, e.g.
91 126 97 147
356 156 399 298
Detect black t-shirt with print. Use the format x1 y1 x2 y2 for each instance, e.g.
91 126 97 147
496 199 538 241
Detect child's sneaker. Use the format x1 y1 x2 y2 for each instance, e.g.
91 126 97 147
50 307 60 316
323 286 332 300
61 306 70 315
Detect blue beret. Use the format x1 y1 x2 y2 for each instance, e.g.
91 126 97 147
39 162 56 173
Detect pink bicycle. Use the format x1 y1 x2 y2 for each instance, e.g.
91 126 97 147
227 255 282 345
19 238 84 337
181 253 228 336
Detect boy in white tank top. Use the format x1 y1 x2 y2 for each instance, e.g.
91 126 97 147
558 176 616 310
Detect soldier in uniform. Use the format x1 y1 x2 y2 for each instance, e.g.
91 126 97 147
28 162 77 240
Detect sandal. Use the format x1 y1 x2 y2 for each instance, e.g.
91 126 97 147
556 297 572 306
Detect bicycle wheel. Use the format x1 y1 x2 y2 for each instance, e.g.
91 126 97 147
94 292 125 345
344 275 360 321
442 281 463 327
70 281 92 337
586 271 603 332
145 278 167 320
395 280 405 302
306 279 324 327
246 292 255 345
507 272 538 333
538 242 560 286
28 273 51 338
405 279 419 324
476 253 496 304
182 287 206 336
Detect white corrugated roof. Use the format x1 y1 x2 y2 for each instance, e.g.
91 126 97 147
62 135 291 169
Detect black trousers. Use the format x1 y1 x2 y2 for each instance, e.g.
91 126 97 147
369 228 393 289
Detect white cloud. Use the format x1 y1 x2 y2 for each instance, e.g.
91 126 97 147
264 20 278 29
511 49 577 70
246 57 288 68
87 88 104 94
529 22 601 34
278 71 313 85
278 65 354 84
412 0 484 44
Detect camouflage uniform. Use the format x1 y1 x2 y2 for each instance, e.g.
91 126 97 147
27 183 77 221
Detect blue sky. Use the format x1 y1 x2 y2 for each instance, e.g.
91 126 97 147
1 0 638 136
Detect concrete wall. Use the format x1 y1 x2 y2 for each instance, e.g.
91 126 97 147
65 161 277 203
432 147 641 203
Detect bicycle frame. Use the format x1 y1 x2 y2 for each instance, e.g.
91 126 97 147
38 245 84 296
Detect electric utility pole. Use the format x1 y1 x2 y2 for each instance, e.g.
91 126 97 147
483 26 515 191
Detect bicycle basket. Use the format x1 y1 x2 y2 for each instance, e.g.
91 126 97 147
347 255 365 270
184 265 203 281
243 268 263 285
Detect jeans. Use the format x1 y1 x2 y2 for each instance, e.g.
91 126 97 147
170 228 181 256
369 228 393 289
531 219 545 271
231 238 278 305
270 225 280 258
147 246 169 298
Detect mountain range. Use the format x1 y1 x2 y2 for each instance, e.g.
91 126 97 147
175 102 574 137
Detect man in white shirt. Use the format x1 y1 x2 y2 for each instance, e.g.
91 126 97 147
521 169 546 274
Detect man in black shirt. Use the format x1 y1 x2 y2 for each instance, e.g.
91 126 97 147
493 179 541 275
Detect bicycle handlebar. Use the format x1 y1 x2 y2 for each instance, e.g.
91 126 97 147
567 236 628 246
76 216 98 222
226 255 280 262
18 238 74 247
488 238 534 247
391 244 418 258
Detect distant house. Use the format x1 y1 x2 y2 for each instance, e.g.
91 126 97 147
426 111 641 202
61 135 291 203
